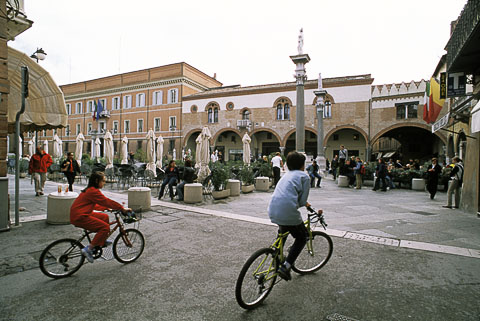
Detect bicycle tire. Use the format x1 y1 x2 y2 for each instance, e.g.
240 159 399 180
39 238 85 278
235 248 278 310
292 231 333 274
113 229 145 263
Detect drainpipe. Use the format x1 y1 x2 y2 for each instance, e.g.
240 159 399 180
367 98 372 161
15 66 29 226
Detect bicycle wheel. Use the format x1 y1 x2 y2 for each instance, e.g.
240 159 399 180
113 229 145 263
235 248 278 310
292 231 333 274
39 238 85 278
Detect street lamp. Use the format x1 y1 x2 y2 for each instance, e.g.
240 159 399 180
30 48 47 63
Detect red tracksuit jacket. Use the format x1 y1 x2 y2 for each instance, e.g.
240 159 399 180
70 187 123 223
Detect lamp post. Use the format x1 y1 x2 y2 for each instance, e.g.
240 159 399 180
30 48 47 63
314 73 327 172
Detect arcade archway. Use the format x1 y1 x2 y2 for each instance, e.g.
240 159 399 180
251 129 281 159
213 130 243 161
325 128 367 161
284 129 318 157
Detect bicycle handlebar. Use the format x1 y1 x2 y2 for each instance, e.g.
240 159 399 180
306 205 328 230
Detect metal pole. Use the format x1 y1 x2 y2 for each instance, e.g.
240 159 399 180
15 66 29 226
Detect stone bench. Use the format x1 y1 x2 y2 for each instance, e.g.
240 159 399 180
184 183 203 204
337 175 349 187
47 191 79 225
128 187 151 211
255 177 269 191
412 178 426 191
226 179 240 196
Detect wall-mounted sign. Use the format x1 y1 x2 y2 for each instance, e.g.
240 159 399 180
447 72 466 97
440 72 446 99
432 112 450 133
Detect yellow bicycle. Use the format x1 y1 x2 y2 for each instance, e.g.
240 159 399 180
235 206 332 309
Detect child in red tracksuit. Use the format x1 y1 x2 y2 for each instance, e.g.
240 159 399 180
70 172 131 263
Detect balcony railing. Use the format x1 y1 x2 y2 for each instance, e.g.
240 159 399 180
237 119 251 128
98 110 110 118
446 0 480 71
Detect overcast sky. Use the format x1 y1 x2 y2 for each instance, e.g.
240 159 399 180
9 0 467 88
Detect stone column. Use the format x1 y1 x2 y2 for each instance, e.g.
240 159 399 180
290 54 310 153
0 1 9 177
314 73 327 171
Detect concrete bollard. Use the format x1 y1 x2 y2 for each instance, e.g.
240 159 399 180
255 177 270 191
226 179 241 196
337 175 349 187
184 183 203 204
411 178 426 191
128 187 151 211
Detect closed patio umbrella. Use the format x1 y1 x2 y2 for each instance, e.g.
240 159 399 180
104 131 114 169
75 133 85 166
94 137 101 161
121 136 129 165
28 139 34 158
242 133 251 165
198 126 212 183
43 139 48 154
156 136 164 169
146 129 156 176
195 134 202 169
53 134 63 159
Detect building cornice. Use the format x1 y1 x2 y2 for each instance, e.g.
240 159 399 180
371 92 423 101
63 77 208 101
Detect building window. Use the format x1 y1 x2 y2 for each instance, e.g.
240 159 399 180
75 102 83 114
275 98 291 120
124 120 130 133
87 100 94 113
65 125 70 136
66 103 71 115
353 134 359 141
169 139 175 152
99 121 106 133
123 95 132 109
242 110 250 120
154 118 161 132
191 105 198 113
167 89 178 104
396 102 418 119
267 133 272 139
324 101 332 118
87 123 92 134
113 121 119 134
136 93 145 107
76 124 81 135
137 119 144 133
169 116 176 131
153 91 163 105
100 98 107 111
112 97 120 110
137 140 143 151
333 134 339 141
208 107 219 123
226 102 234 111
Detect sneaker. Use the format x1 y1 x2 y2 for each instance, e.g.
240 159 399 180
277 264 292 281
442 205 452 209
103 240 113 247
81 246 94 263
39 192 44 196
35 192 39 196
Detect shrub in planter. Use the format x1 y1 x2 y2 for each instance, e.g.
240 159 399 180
239 166 255 186
257 162 272 178
211 162 230 191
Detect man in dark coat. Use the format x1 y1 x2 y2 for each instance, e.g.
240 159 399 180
61 152 81 192
426 158 442 200
372 158 387 191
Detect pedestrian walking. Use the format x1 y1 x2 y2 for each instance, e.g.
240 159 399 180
61 152 81 192
372 158 387 192
354 157 363 189
443 157 464 209
271 152 284 187
28 147 52 196
426 157 442 200
331 155 339 180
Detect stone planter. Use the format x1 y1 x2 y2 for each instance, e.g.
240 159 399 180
226 179 241 196
363 179 374 187
411 178 426 191
212 189 230 200
241 184 254 194
19 172 27 178
337 175 349 187
255 177 269 191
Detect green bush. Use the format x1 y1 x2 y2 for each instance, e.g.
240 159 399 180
19 159 29 173
211 162 230 191
239 165 255 185
135 149 147 163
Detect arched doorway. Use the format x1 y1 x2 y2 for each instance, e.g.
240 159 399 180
213 130 243 162
372 126 445 164
284 129 317 157
325 128 367 161
457 132 467 160
184 130 201 154
251 130 281 159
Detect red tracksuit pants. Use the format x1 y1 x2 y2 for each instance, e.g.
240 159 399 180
72 212 110 247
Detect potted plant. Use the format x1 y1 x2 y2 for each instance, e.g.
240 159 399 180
239 165 255 193
211 163 230 199
19 158 29 178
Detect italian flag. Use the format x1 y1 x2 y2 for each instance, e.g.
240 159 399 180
423 77 445 124
92 101 97 121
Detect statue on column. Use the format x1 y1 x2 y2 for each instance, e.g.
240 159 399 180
297 28 304 55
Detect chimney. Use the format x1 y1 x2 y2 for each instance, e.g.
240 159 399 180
213 73 217 79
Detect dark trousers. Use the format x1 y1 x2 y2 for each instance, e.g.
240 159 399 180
65 172 76 192
309 172 322 187
159 177 177 199
273 167 281 186
332 167 337 180
373 176 387 191
427 178 438 199
176 181 186 200
279 223 308 266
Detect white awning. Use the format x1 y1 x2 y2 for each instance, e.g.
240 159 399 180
383 152 396 158
7 46 67 133
472 100 480 134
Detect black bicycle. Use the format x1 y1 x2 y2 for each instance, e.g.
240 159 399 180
39 209 144 278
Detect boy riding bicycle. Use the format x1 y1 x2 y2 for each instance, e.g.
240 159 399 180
268 151 323 281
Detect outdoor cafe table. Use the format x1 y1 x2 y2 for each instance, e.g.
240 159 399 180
47 191 79 225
